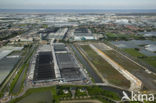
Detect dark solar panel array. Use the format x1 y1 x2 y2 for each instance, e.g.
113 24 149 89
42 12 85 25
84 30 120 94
34 52 55 81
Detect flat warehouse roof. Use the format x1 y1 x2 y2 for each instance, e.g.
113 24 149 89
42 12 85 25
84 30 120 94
55 52 84 81
54 43 66 52
38 45 51 51
60 68 83 82
74 28 89 33
55 53 79 69
74 33 93 36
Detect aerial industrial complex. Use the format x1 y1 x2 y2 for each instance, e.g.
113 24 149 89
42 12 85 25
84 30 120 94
27 42 87 86
0 12 156 103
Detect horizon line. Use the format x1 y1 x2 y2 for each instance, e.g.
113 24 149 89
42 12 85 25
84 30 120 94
0 8 156 10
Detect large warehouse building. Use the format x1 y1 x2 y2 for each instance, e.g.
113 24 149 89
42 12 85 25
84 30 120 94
53 43 85 82
55 53 83 82
74 28 96 41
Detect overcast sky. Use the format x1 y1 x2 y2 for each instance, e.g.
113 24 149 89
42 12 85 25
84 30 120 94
0 0 156 9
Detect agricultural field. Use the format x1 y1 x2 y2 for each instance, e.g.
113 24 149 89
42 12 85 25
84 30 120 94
80 45 130 89
98 46 156 91
103 50 143 71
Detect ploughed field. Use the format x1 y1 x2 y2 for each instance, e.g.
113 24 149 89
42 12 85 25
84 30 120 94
80 45 130 89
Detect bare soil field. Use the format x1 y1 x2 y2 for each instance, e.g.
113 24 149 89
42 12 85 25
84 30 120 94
80 45 130 89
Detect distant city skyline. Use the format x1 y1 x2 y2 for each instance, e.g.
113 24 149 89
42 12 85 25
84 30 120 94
0 0 156 9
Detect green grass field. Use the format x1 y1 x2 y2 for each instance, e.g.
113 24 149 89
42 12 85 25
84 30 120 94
103 50 143 72
105 33 145 41
17 91 52 103
80 45 130 89
124 48 145 57
9 86 58 103
123 48 156 68
142 56 156 68
9 85 120 103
